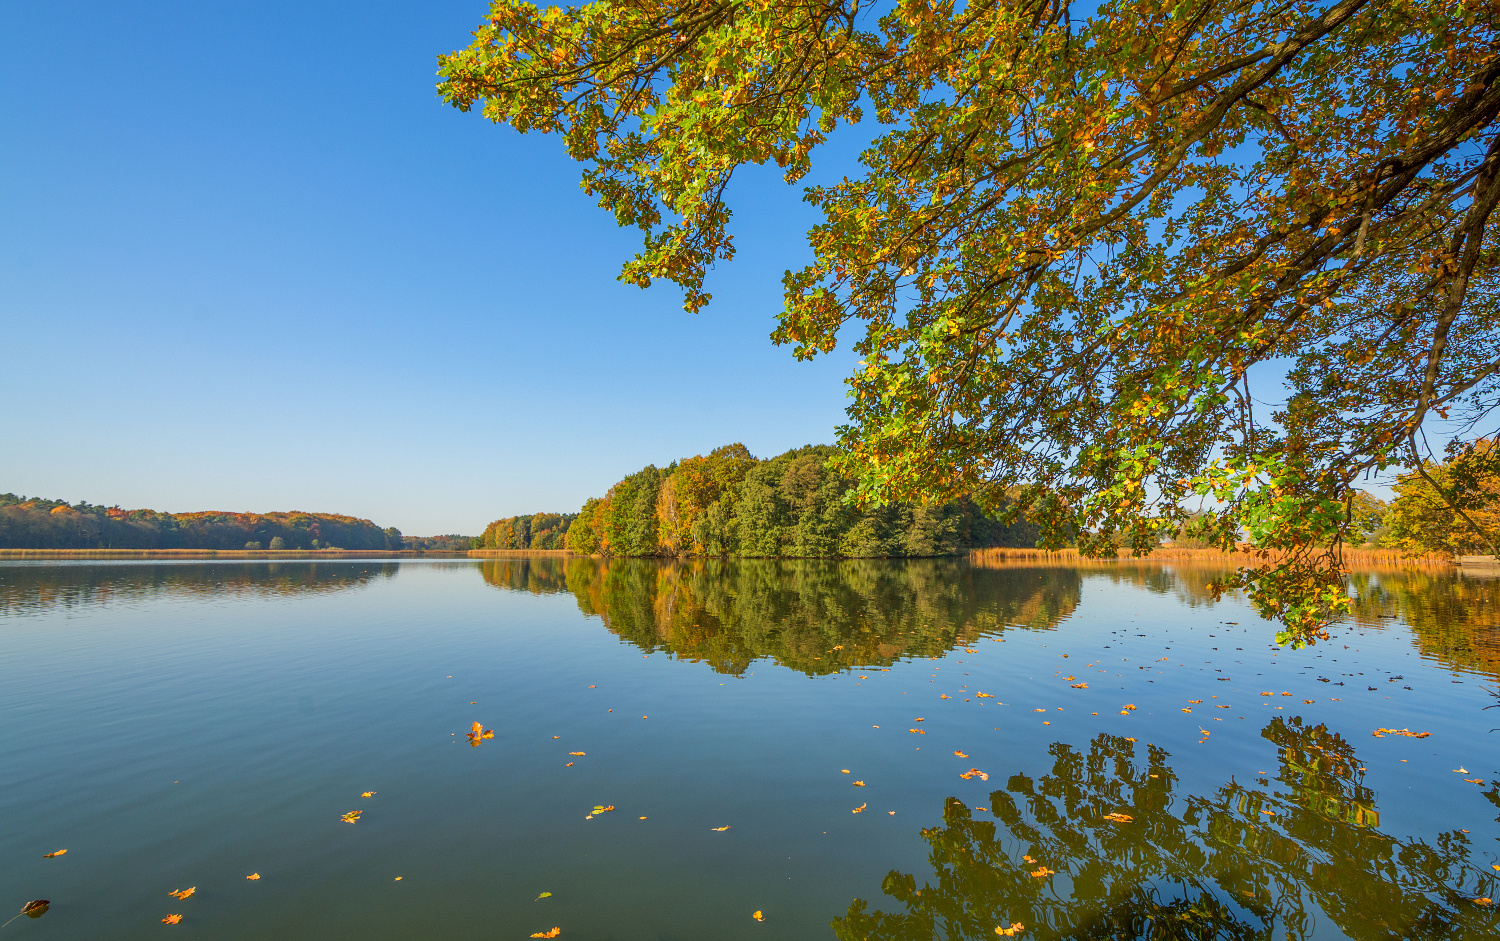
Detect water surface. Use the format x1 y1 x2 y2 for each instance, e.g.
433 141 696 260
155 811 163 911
2 558 1497 939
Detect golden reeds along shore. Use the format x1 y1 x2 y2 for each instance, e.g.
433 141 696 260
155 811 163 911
967 546 1454 568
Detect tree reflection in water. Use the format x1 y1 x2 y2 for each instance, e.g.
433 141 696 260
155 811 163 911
834 717 1499 941
545 558 1083 675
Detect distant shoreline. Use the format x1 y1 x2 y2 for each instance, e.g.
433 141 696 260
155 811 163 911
0 548 470 559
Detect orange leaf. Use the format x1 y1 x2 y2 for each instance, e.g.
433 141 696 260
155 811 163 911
167 888 195 900
568 752 586 756
752 910 764 921
530 928 561 938
246 873 260 880
162 914 183 924
852 803 867 813
361 791 376 798
42 849 66 858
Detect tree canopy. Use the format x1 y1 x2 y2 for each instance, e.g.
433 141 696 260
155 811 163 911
439 0 1500 644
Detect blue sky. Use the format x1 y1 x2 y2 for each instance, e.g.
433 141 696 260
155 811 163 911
0 0 862 535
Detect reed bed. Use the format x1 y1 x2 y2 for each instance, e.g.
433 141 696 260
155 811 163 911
969 546 1453 568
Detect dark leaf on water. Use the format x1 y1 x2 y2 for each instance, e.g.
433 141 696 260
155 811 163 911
22 900 50 918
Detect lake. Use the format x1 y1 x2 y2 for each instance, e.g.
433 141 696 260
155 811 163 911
2 557 1498 940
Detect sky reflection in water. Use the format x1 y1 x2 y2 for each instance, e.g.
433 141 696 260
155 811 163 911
0 558 1496 940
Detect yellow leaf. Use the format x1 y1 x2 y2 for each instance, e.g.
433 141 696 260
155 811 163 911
535 892 552 900
341 810 362 823
852 803 867 813
853 781 865 787
246 873 260 881
167 888 195 900
530 928 561 938
711 826 731 831
162 914 183 924
569 752 586 756
752 910 764 921
42 849 66 858
361 791 376 798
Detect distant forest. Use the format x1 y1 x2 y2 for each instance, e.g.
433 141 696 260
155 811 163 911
477 512 576 550
562 444 1037 559
0 494 407 550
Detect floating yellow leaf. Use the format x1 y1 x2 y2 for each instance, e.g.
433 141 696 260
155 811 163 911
1029 867 1054 878
569 752 586 756
162 914 183 924
853 781 865 787
1070 683 1088 689
246 873 260 880
167 888 195 900
752 910 764 921
341 810 362 823
535 892 552 901
954 751 969 757
1103 812 1133 823
976 692 994 698
361 791 375 798
1372 728 1431 738
42 849 66 858
1472 897 1493 905
1465 778 1484 784
18 900 49 920
852 803 867 813
996 922 1025 936
940 694 951 699
530 928 561 938
960 768 989 781
710 826 731 831
840 769 850 774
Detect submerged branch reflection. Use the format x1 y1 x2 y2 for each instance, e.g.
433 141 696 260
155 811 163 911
835 717 1499 941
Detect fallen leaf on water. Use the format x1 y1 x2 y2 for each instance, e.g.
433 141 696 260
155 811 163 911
246 874 260 880
341 811 362 824
42 849 66 858
591 805 616 814
1022 856 1034 863
841 769 851 774
959 768 990 781
552 736 560 739
1103 813 1133 823
167 888 195 900
1455 767 1469 773
162 914 183 924
1070 683 1088 689
954 751 969 757
1188 700 1202 704
530 928 561 938
19 900 49 919
1465 778 1484 784
394 876 402 881
1372 728 1431 738
361 792 375 798
1029 867 1054 878
852 804 867 813
1182 708 1192 713
752 910 764 921
976 692 994 698
853 781 865 787
888 811 895 815
908 729 925 734
569 752 586 757
640 816 647 820
940 694 951 699
711 826 731 831
535 892 552 901
996 922 1025 937
1472 898 1492 905
1033 709 1045 713
565 762 574 767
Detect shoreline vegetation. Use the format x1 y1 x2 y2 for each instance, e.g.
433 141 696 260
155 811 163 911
2 546 1458 568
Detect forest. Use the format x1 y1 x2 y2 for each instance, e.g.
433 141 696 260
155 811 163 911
0 494 405 551
562 444 1038 559
476 512 576 550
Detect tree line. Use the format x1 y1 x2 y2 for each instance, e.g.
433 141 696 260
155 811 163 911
476 512 576 550
561 444 1038 558
0 494 405 551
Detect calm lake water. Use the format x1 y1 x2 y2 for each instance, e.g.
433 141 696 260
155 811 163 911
2 558 1498 940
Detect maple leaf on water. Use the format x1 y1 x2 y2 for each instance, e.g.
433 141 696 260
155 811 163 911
167 888 195 900
341 811 362 824
162 914 183 924
530 928 561 938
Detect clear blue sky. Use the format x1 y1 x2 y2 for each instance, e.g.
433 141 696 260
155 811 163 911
0 0 862 535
